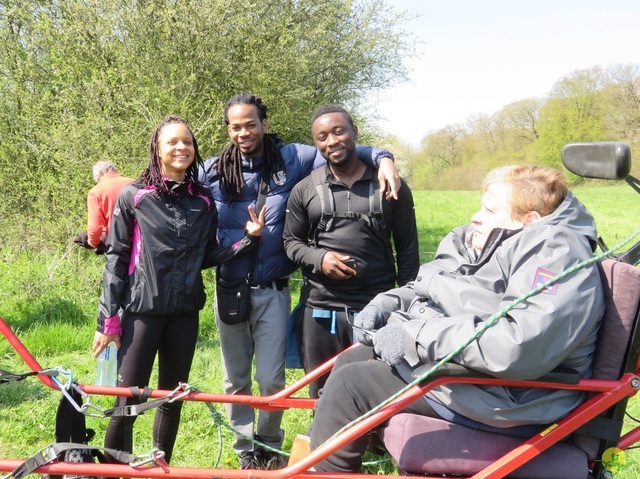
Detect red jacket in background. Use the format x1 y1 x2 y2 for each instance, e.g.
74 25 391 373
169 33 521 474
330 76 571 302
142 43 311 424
87 171 134 247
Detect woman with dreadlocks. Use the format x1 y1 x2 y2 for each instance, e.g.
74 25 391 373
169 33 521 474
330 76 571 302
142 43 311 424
203 93 400 470
91 114 265 463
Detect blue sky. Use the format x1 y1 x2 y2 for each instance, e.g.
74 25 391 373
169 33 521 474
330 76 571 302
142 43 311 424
369 0 640 146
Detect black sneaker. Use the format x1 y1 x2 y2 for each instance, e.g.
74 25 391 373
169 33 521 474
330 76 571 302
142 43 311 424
255 449 286 470
239 451 257 470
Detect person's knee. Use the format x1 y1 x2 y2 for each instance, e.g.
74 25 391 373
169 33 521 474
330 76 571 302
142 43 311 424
255 374 286 395
254 360 286 393
333 345 375 373
321 362 364 399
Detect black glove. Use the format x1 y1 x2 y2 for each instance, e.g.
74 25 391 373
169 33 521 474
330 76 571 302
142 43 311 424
373 322 405 366
94 241 107 255
73 232 93 249
353 305 384 346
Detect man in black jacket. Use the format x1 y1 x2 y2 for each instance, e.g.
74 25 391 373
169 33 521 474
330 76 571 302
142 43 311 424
283 104 420 397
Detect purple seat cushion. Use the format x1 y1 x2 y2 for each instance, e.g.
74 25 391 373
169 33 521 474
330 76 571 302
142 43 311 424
379 413 588 479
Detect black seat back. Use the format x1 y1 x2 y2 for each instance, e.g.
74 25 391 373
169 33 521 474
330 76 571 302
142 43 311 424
570 259 640 462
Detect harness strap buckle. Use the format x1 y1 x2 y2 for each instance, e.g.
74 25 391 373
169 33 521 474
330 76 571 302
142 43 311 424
129 449 166 468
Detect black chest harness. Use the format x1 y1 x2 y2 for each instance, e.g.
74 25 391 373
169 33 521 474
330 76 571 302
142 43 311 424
311 167 386 235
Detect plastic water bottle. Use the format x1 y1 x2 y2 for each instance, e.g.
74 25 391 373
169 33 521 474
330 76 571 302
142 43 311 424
96 341 118 386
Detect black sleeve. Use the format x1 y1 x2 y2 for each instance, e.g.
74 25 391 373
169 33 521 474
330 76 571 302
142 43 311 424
389 180 420 286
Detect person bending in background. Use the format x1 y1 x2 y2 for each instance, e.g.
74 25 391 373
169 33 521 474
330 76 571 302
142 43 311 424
308 165 604 473
75 160 133 254
91 115 265 464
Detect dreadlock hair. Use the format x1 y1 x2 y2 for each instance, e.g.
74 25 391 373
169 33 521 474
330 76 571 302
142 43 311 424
215 93 285 202
141 114 205 197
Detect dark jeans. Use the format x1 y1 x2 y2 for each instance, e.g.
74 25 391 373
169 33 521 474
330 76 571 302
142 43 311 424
104 312 198 463
309 345 437 472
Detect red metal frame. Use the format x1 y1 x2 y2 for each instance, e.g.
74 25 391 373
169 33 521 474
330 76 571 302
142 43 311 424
1 315 640 479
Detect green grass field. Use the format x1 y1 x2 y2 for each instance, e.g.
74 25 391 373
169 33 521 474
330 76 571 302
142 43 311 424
0 184 639 477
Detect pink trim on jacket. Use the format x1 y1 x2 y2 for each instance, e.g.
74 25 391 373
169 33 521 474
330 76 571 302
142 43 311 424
103 314 122 335
128 188 153 276
128 221 141 276
188 182 211 208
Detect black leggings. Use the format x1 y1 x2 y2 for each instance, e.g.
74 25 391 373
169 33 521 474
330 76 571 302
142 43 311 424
309 345 437 472
104 312 199 463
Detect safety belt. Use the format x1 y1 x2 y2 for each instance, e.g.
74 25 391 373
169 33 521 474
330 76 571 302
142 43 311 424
5 443 139 479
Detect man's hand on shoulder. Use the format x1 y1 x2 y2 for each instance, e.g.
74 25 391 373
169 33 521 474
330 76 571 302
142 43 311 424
378 156 400 200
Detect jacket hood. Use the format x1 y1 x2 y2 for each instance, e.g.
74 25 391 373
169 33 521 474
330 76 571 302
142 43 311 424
528 190 598 251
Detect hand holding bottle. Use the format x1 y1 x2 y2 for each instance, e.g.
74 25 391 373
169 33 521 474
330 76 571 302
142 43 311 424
95 341 118 386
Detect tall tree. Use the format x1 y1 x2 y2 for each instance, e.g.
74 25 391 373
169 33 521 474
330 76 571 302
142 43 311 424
603 63 640 144
501 98 542 144
535 67 606 168
406 65 639 190
0 0 414 250
422 124 466 168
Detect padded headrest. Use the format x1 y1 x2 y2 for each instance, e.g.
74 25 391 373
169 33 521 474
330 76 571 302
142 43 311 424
562 142 631 180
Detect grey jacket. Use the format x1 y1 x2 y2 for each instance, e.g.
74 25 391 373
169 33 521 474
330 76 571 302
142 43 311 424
369 191 605 428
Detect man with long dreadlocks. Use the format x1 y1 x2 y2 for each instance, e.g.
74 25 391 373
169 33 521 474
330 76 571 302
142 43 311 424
203 93 400 470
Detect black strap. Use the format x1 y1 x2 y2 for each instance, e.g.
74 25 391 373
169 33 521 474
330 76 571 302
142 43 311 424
0 368 40 384
7 442 139 479
103 386 167 417
313 167 336 233
367 180 386 231
311 166 386 237
54 387 93 444
245 170 269 284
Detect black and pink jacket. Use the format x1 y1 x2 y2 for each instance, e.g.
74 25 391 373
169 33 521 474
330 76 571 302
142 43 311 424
97 179 258 334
